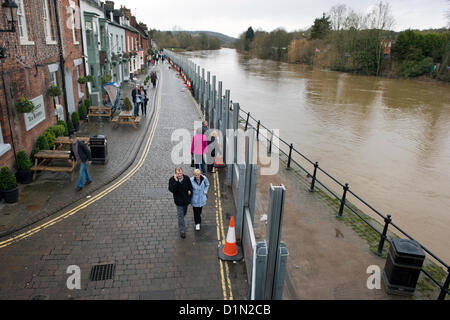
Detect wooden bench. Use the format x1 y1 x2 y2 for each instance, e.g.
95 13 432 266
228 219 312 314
53 136 90 150
31 150 75 181
134 116 141 125
88 106 112 121
113 111 139 129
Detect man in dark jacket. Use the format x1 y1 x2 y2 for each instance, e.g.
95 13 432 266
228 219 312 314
168 167 193 238
70 135 92 191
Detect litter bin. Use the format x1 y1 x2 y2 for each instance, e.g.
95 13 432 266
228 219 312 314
383 238 425 296
89 135 108 164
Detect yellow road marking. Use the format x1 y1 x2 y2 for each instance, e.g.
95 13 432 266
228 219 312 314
0 74 163 249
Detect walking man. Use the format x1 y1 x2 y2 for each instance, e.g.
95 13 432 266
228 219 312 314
131 84 140 116
168 167 193 238
70 134 92 191
150 72 157 88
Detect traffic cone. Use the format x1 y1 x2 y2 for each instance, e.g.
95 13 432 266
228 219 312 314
218 216 243 261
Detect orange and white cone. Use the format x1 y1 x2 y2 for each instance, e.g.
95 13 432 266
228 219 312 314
218 216 243 261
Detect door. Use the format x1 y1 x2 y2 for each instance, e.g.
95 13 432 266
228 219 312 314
65 67 76 114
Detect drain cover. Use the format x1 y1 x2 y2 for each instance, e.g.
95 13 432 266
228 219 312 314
89 264 115 281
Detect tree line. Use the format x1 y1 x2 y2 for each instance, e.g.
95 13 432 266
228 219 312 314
235 1 450 81
151 30 221 51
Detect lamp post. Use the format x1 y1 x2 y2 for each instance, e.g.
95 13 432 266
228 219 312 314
1 0 18 33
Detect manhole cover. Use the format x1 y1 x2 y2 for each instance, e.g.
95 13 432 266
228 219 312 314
89 264 115 281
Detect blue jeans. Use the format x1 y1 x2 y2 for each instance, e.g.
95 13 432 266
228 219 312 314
77 163 92 188
134 101 140 116
176 205 188 233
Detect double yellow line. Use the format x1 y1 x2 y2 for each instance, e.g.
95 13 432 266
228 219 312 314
0 75 163 249
189 88 234 300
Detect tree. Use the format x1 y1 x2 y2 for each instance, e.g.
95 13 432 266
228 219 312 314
310 13 332 40
329 4 347 31
244 27 255 51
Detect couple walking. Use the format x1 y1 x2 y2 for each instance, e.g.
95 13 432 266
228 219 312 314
131 84 148 116
168 167 210 239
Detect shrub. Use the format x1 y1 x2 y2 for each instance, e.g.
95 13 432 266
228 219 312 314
0 166 17 190
15 96 35 113
67 120 74 132
399 57 433 77
101 74 112 85
36 135 50 151
57 120 69 136
48 125 65 138
123 97 133 111
79 103 87 119
71 112 80 125
44 129 56 147
16 150 32 171
84 98 92 108
30 148 40 162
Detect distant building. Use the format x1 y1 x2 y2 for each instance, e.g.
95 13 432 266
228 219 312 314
381 39 394 59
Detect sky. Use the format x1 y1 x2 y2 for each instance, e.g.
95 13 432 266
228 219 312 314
114 0 449 38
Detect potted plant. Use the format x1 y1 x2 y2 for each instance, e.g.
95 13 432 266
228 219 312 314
67 119 75 135
15 150 33 184
47 84 62 98
79 102 87 121
71 112 80 131
0 166 19 203
57 120 69 136
122 97 133 112
15 96 35 114
36 134 50 150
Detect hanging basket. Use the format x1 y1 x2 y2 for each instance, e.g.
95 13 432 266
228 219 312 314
15 96 35 114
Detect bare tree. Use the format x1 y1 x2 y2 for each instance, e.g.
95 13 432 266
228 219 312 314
367 1 395 31
329 4 347 31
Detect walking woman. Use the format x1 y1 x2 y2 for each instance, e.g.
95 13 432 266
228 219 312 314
139 86 148 116
190 169 210 231
191 128 208 174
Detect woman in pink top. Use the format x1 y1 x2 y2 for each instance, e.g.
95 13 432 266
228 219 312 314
191 128 208 174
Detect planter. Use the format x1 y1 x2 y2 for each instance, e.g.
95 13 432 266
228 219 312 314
15 170 33 185
1 186 19 203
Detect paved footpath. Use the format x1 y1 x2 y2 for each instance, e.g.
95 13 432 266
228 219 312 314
0 63 248 300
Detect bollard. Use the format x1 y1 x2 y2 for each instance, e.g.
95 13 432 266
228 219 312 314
309 162 319 192
245 112 250 131
376 214 392 256
438 268 450 300
337 183 349 217
286 144 293 169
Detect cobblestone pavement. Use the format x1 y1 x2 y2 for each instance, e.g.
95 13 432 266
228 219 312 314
0 69 158 237
0 62 248 300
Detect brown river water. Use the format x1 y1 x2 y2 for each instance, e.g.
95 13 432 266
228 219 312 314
180 48 450 264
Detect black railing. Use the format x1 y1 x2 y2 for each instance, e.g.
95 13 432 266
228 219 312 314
238 106 449 300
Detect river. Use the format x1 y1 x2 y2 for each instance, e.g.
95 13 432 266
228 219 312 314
180 48 450 264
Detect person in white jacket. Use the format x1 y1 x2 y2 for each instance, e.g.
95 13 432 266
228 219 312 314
190 169 210 231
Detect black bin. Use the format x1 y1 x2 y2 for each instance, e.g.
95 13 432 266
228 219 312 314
383 238 425 296
89 135 108 164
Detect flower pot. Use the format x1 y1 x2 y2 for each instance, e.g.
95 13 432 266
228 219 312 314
1 186 19 204
15 170 33 185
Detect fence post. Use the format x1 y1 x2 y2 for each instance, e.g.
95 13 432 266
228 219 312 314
245 112 250 131
337 183 349 217
286 144 293 169
376 214 392 256
438 268 450 300
309 162 319 192
256 120 260 140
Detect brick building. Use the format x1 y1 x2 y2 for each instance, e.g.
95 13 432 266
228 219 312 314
0 0 85 169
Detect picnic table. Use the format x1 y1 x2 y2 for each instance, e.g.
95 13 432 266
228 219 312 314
53 136 90 150
111 110 141 129
31 150 75 181
88 106 112 120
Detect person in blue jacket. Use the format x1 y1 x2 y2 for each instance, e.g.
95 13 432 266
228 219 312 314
190 169 210 231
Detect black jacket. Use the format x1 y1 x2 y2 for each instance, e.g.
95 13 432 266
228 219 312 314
70 140 92 163
168 174 193 206
131 88 138 103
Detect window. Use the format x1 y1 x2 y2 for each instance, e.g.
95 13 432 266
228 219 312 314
17 0 33 45
85 21 92 47
50 71 59 105
42 0 55 44
70 2 79 44
0 122 12 157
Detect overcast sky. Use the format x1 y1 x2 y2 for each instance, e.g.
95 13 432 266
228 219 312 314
114 0 449 38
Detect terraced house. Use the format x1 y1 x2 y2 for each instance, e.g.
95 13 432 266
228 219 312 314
0 0 85 169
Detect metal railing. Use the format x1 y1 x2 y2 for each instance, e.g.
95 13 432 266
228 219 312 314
164 50 449 300
238 106 449 300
